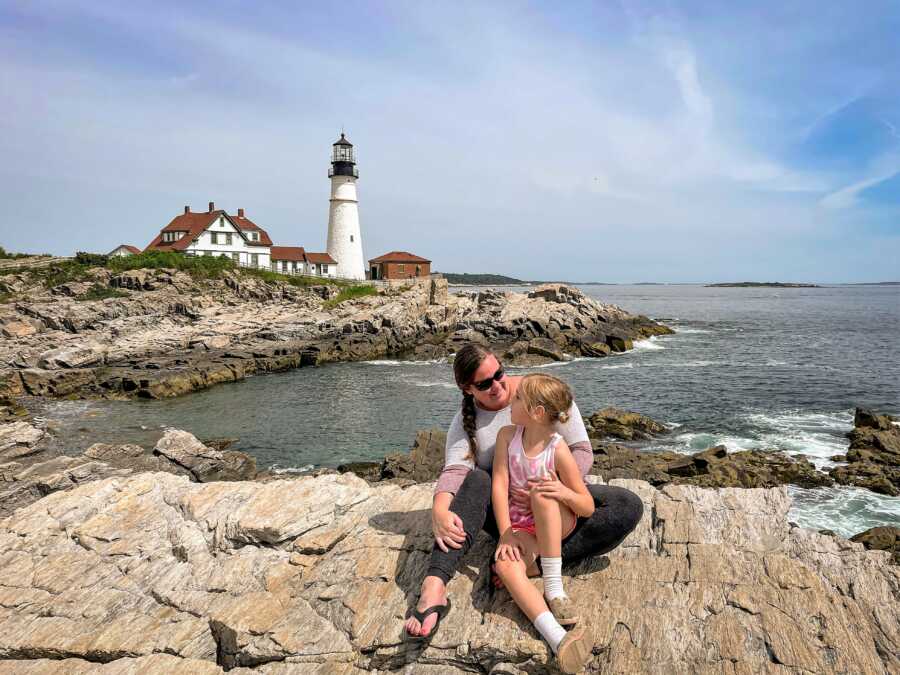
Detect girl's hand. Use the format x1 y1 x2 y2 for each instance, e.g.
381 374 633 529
432 509 466 553
495 530 522 562
527 473 573 503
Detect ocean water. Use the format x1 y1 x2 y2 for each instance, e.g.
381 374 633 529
31 284 900 537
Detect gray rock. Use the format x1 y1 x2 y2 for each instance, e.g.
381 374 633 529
0 473 896 673
154 429 257 482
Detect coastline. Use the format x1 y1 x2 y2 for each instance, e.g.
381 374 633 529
0 267 671 403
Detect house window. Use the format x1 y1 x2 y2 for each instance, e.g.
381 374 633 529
322 265 328 274
219 217 225 227
251 253 259 267
398 264 405 272
231 252 239 263
282 261 288 272
210 232 218 245
251 232 259 241
350 235 354 242
225 233 233 245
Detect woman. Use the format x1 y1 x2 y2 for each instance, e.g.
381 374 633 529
404 343 645 640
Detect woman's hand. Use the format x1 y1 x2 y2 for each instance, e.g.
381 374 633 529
432 508 466 553
495 529 522 562
527 473 574 504
509 484 531 511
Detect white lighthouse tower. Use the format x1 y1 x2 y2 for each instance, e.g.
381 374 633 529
326 133 365 280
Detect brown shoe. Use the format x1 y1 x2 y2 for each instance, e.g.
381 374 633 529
556 625 592 674
548 596 580 626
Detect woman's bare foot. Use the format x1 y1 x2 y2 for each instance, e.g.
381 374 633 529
404 576 447 637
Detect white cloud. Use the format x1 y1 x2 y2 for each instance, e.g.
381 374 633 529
0 2 897 281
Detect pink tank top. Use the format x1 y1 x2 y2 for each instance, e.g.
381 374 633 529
508 426 561 531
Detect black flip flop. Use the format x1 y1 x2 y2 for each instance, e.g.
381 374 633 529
403 597 452 643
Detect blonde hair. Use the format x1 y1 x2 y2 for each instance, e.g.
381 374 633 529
518 373 573 424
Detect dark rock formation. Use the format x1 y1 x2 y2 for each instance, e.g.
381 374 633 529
850 525 900 565
829 408 900 496
587 406 669 440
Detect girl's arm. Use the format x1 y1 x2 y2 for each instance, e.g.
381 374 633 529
492 426 521 561
534 439 595 517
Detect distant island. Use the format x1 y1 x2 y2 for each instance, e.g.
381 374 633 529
440 272 526 285
706 282 821 288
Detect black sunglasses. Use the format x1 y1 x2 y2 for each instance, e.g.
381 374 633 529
472 366 505 391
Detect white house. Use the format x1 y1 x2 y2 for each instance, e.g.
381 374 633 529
107 244 141 257
145 202 272 268
270 246 307 275
145 202 345 279
269 247 338 278
305 252 338 278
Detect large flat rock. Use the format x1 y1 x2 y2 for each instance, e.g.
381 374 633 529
0 472 896 673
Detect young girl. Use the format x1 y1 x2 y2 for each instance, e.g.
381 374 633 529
492 373 595 674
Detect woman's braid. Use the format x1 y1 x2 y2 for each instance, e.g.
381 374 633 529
461 393 478 461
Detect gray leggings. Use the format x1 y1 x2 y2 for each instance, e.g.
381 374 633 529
426 468 644 585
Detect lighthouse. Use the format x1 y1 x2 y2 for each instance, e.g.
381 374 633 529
326 133 365 280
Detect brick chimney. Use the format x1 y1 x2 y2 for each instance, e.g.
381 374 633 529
208 201 215 213
237 208 245 218
184 205 190 214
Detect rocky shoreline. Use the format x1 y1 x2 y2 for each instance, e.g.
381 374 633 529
1 266 670 401
1 405 898 673
0 435 897 673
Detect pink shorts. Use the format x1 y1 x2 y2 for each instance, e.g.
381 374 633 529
511 518 577 540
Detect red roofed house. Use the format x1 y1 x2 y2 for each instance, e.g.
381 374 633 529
144 202 272 268
270 246 307 275
368 251 431 280
305 252 338 278
269 247 337 277
107 244 141 257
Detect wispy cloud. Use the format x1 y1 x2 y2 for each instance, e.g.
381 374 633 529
0 1 898 282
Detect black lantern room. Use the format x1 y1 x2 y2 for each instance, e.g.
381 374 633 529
329 133 358 178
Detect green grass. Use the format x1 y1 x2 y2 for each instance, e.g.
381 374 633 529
106 251 235 279
238 266 359 289
322 284 378 309
76 283 130 302
4 248 362 293
29 260 94 288
0 246 52 260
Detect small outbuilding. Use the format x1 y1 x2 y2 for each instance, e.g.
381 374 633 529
368 251 431 280
305 252 338 278
108 244 141 257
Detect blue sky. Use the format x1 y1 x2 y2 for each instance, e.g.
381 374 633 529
1 1 898 282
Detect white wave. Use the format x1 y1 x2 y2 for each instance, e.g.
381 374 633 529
787 485 900 538
745 410 853 433
633 337 665 351
739 410 853 469
660 360 718 368
362 358 447 366
672 327 710 334
531 356 589 368
270 463 315 474
599 362 634 370
414 382 457 389
668 432 763 454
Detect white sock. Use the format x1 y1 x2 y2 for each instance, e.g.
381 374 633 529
542 556 566 601
533 611 566 653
